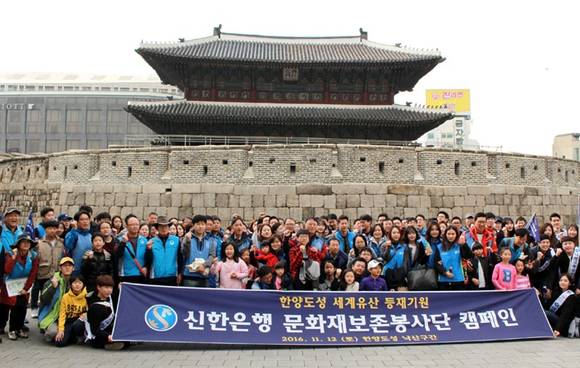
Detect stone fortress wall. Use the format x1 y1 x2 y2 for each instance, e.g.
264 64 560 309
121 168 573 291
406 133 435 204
0 144 578 225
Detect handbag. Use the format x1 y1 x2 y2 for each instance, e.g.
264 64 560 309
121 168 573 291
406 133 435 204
407 264 438 291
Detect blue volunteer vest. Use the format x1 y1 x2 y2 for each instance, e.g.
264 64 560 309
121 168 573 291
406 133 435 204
119 236 148 277
36 224 46 239
427 239 441 268
7 251 35 280
437 243 464 283
70 231 93 275
183 235 213 278
1 224 24 255
384 243 407 271
151 235 180 279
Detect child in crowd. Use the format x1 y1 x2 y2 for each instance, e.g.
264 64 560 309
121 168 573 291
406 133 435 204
514 259 531 289
360 260 387 291
339 269 359 291
492 248 517 290
239 248 256 288
86 275 125 350
253 239 279 268
319 261 340 291
467 242 491 290
55 275 87 347
210 243 248 290
251 266 273 290
273 262 292 291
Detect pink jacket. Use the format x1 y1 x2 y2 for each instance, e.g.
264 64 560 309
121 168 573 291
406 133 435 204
492 263 517 290
211 259 249 289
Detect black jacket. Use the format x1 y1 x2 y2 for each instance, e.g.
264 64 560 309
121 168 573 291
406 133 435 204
81 250 114 291
467 255 492 290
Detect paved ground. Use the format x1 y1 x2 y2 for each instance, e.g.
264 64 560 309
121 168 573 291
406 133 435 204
1 323 578 368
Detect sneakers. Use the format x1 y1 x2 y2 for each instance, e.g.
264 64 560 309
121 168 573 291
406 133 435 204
21 325 30 332
7 331 17 340
31 308 39 319
16 330 28 339
104 342 126 350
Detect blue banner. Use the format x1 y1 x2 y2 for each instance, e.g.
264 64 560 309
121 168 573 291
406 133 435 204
112 283 553 346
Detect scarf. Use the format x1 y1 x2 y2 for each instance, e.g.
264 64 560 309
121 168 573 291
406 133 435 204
538 248 555 273
469 227 497 256
568 247 580 276
85 296 115 341
549 290 574 313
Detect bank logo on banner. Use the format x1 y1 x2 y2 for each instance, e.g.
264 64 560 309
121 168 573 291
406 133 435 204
144 304 178 332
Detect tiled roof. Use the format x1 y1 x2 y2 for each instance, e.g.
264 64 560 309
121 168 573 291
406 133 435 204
126 100 452 140
137 33 443 64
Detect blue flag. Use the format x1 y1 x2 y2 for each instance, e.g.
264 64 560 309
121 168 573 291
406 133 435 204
25 210 35 240
525 213 540 243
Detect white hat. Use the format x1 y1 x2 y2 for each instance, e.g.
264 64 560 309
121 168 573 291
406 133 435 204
367 259 382 271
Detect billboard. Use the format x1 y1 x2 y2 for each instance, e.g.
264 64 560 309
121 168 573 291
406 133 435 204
426 89 470 113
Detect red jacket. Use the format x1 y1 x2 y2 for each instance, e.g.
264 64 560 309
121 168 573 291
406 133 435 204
468 226 497 257
1 252 39 306
288 237 327 280
254 250 279 268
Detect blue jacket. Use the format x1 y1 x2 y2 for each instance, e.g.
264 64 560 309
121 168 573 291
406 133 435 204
434 243 473 283
182 233 216 280
64 228 93 275
116 236 148 277
334 230 356 253
1 224 24 255
146 235 182 279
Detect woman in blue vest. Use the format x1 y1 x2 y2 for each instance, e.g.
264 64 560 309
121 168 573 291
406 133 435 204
425 222 442 269
64 211 93 276
0 234 39 340
145 216 183 286
115 214 148 284
433 226 473 290
382 226 412 291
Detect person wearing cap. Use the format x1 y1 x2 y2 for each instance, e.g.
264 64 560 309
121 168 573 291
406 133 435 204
57 213 73 238
462 214 474 233
64 210 93 276
360 260 387 291
1 207 24 255
0 234 39 340
34 207 55 240
30 219 64 319
145 216 183 286
38 257 74 340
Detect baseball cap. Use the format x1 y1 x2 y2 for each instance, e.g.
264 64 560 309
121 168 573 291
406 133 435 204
367 259 383 271
58 213 73 222
59 257 75 266
4 207 21 216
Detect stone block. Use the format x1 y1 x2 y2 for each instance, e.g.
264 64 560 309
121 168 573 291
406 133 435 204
251 194 263 207
204 193 216 207
181 193 192 207
228 195 239 208
324 195 336 209
360 194 374 208
331 184 365 194
233 185 270 195
336 195 347 209
160 193 172 207
504 185 525 195
276 195 287 207
454 197 465 206
178 207 193 219
310 195 324 208
126 192 137 206
172 184 201 193
148 193 160 207
296 184 332 195
92 184 114 193
216 193 229 207
263 195 276 208
373 195 386 208
268 185 296 195
443 187 467 196
365 184 389 194
407 195 420 208
142 184 170 193
299 195 311 208
170 193 182 207
239 195 251 208
442 196 454 208
287 194 299 207
430 196 443 208
396 195 407 207
425 186 444 196
201 183 234 194
385 194 397 207
420 195 431 208
192 194 204 208
114 192 126 206
489 185 507 194
113 184 141 193
467 185 490 196
136 193 148 207
388 184 422 195
104 193 115 206
346 194 360 208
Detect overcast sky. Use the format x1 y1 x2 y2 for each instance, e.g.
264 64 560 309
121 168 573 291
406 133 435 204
1 0 578 156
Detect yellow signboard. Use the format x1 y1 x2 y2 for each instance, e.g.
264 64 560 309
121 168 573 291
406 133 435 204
426 89 470 113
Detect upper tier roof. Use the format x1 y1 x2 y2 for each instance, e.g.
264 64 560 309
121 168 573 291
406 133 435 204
137 31 444 65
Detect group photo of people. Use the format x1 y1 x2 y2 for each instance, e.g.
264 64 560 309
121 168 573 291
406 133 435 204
1 205 579 349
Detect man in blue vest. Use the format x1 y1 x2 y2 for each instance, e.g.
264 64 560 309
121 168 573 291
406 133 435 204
64 211 93 276
182 215 216 287
145 216 182 286
34 207 55 240
1 208 24 256
116 214 148 284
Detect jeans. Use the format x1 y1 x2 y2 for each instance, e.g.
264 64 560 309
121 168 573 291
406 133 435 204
55 319 86 347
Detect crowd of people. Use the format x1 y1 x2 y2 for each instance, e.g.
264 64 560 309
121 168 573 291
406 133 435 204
0 205 579 348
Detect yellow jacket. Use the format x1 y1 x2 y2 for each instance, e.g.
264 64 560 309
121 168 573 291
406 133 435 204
58 288 88 332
